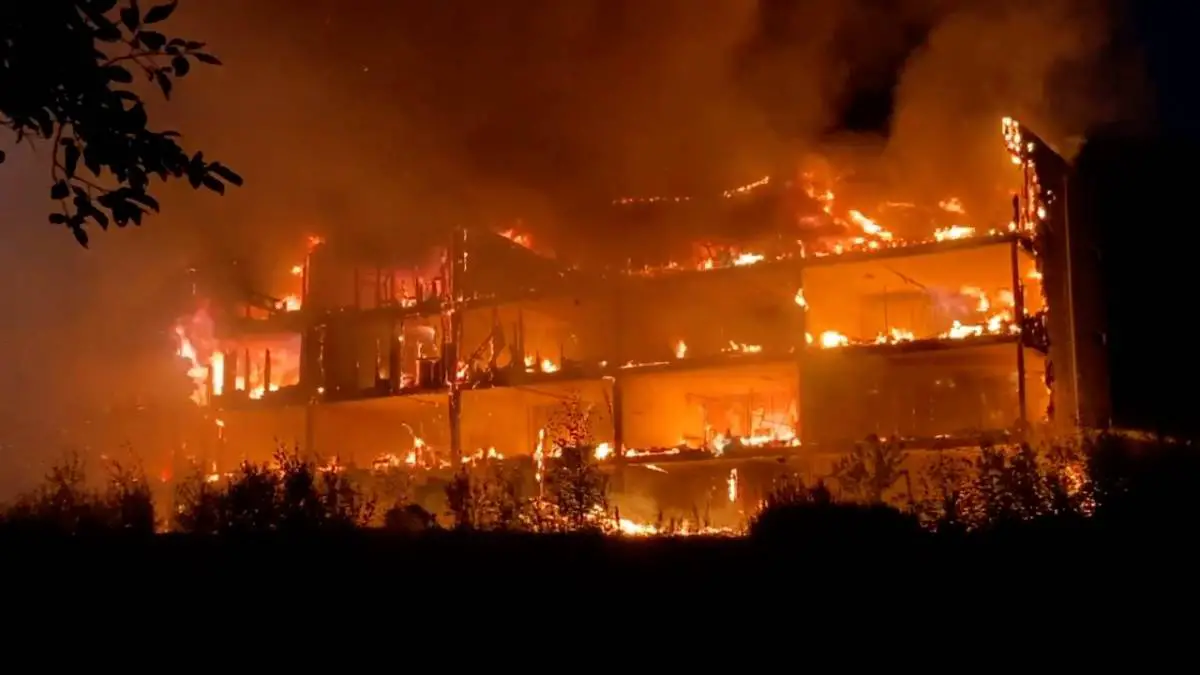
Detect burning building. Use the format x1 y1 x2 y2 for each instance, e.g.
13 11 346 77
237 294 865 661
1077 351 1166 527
171 117 1105 525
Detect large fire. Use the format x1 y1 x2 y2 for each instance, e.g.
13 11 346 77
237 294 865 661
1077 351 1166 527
168 116 1051 536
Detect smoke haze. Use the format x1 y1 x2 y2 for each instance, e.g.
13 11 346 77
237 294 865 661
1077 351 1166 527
0 0 1146 492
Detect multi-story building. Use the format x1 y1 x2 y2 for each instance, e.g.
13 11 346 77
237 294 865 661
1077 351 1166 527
171 118 1105 521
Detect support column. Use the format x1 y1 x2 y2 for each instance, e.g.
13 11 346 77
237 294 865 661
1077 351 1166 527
304 399 315 456
611 375 625 457
795 263 808 447
1011 239 1029 437
445 227 466 462
262 348 272 396
609 373 626 493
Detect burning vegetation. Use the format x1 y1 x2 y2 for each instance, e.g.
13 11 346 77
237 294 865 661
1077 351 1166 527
161 116 1070 535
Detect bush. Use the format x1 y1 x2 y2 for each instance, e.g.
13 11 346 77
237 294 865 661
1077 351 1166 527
173 446 375 534
749 473 923 543
2 431 1194 547
0 452 155 535
1085 432 1200 531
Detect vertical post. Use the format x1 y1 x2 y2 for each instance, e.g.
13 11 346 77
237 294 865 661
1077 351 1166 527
222 349 235 395
611 282 625 457
301 252 310 306
1011 239 1028 437
609 374 626 494
1061 174 1082 430
611 376 625 457
608 281 626 493
882 284 889 333
446 227 464 462
207 356 216 404
388 317 401 392
263 349 272 397
795 262 806 446
304 400 315 455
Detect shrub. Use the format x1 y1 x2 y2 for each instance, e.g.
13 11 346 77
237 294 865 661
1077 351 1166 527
541 394 609 531
832 434 910 505
173 446 375 534
749 472 923 544
445 459 533 532
0 452 155 535
1085 432 1200 530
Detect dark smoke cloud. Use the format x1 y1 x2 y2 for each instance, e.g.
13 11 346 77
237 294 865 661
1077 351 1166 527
0 0 1145 491
157 0 1140 255
886 0 1146 206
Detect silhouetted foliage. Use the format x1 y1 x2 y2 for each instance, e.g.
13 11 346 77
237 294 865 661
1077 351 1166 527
3 430 1197 575
0 0 241 246
0 452 155 535
832 434 910 504
542 394 609 530
914 452 971 534
1085 432 1200 530
382 502 437 533
749 472 922 542
172 447 375 534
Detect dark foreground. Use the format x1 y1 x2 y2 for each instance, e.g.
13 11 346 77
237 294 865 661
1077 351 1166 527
7 524 1195 589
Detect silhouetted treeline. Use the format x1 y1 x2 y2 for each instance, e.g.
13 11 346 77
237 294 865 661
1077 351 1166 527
4 437 1199 602
2 433 1195 548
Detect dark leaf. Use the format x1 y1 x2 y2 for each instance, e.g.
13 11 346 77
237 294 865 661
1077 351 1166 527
138 30 167 50
127 191 160 212
201 176 225 195
50 181 69 200
64 144 80 178
185 40 205 50
193 52 222 66
33 109 54 138
72 226 89 248
0 150 5 164
144 1 178 24
155 70 172 98
110 204 130 227
89 208 111 230
105 65 134 83
128 168 149 191
172 55 190 77
120 2 140 31
208 163 244 187
83 146 103 177
94 19 123 42
49 213 68 225
129 102 148 128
